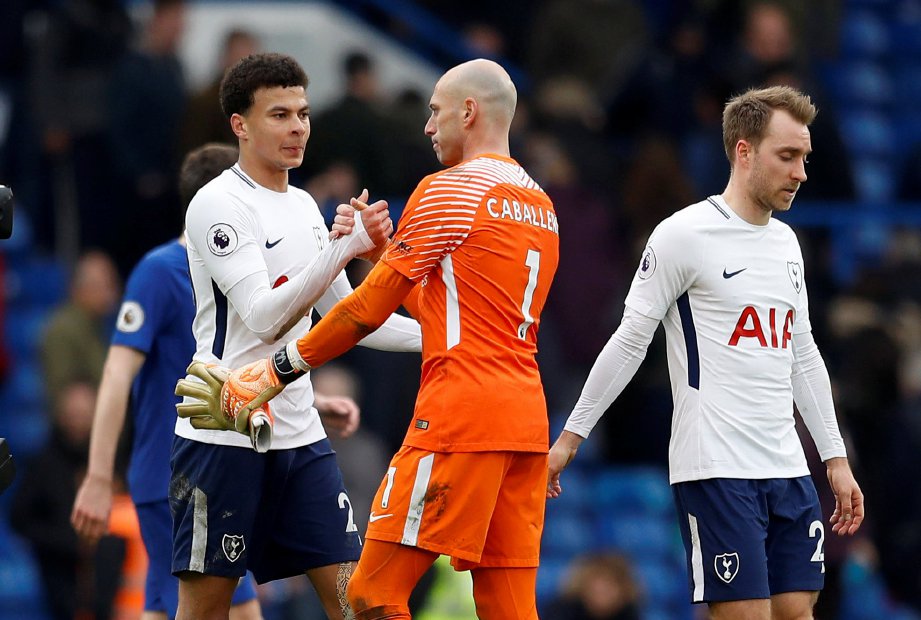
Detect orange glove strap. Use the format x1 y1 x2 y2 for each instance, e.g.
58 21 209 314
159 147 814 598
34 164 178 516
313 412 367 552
295 261 415 368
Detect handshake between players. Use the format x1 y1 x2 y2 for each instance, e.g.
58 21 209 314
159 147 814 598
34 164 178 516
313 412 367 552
175 191 392 451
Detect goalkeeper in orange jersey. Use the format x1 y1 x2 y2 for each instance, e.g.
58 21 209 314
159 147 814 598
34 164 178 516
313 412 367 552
177 58 560 619
170 53 420 620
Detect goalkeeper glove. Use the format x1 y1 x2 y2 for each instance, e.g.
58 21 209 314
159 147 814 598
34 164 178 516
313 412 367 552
174 342 310 452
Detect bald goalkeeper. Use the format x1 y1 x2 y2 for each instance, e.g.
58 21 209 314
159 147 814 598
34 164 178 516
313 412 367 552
177 59 559 619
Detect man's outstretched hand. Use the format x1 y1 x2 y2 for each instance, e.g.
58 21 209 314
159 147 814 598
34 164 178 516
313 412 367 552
175 360 280 452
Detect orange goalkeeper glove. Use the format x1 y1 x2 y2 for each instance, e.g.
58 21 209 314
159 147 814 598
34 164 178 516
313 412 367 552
174 343 310 452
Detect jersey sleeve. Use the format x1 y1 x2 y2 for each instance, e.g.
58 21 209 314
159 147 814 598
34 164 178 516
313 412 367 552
624 217 702 320
381 171 476 282
185 189 266 294
111 254 169 354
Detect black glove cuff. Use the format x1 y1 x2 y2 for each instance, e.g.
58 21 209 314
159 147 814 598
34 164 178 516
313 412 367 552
271 347 305 385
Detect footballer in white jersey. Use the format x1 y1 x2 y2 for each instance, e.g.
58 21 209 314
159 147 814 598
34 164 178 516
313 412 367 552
548 86 863 613
180 164 420 450
625 195 830 483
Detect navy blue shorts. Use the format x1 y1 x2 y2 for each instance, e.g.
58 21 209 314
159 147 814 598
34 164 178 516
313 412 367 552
672 477 825 603
136 499 257 614
169 437 362 584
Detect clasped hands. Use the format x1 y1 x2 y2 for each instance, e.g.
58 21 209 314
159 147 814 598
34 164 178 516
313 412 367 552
175 358 283 453
329 188 392 261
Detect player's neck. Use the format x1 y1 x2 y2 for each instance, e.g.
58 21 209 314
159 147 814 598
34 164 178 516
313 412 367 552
462 131 510 162
721 183 771 226
237 154 289 193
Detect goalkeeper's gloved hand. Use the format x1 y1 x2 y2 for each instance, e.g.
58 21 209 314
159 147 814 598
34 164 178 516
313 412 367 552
174 342 310 453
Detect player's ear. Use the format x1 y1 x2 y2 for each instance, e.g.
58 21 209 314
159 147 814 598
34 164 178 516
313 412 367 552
230 113 247 140
463 98 477 127
736 140 751 166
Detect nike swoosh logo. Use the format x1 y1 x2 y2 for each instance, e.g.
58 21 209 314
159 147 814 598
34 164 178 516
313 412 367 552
265 237 284 249
723 267 747 279
368 512 394 523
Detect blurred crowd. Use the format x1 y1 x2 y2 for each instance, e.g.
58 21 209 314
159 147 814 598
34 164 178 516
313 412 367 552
1 0 921 618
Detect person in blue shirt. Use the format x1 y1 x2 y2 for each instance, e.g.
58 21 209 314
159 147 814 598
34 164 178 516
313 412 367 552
70 143 261 620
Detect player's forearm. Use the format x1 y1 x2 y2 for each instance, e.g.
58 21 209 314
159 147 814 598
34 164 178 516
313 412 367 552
296 262 414 367
356 312 421 352
230 230 381 344
85 347 144 480
315 274 421 353
564 307 658 437
792 332 847 460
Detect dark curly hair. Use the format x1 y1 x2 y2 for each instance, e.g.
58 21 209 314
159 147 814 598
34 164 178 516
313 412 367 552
219 53 309 118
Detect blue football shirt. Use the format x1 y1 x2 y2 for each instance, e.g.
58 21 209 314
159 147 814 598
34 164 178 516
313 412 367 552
112 239 194 504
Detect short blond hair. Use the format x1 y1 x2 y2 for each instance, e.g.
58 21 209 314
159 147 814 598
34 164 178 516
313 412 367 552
722 85 817 167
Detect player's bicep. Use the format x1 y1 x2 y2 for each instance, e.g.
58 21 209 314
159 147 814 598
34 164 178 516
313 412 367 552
624 224 699 319
186 194 266 292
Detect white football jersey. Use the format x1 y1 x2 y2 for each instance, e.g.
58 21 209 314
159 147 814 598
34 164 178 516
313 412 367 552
627 195 813 482
179 165 342 449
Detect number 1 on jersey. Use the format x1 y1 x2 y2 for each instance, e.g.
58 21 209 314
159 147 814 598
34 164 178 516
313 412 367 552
517 249 541 339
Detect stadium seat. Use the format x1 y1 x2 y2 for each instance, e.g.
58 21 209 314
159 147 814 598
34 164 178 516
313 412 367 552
633 557 689 611
839 110 896 159
889 16 921 55
822 62 893 107
851 157 896 203
4 256 67 307
892 63 921 114
541 512 595 556
840 10 890 58
594 514 677 558
0 524 48 620
592 466 672 516
4 307 52 359
535 557 569 605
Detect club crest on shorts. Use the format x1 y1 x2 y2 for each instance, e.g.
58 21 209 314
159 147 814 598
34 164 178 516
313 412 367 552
207 223 238 256
222 534 245 563
638 246 657 280
714 552 739 584
787 261 803 293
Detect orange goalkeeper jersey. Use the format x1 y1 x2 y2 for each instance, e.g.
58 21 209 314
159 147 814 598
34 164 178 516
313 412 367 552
382 153 559 453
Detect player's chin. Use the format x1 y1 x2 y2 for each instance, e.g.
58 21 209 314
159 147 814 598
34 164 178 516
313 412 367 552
281 148 305 166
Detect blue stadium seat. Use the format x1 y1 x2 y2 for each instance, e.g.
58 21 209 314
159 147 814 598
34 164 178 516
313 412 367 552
4 256 67 307
892 63 921 114
822 62 893 107
535 557 569 604
889 18 921 55
840 110 896 158
592 466 672 516
541 511 595 556
0 361 46 410
594 514 676 558
546 462 593 512
851 158 896 203
633 558 689 612
4 306 52 359
840 10 890 57
0 523 48 620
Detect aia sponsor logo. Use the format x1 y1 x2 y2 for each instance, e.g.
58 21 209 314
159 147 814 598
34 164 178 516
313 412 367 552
728 306 794 348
